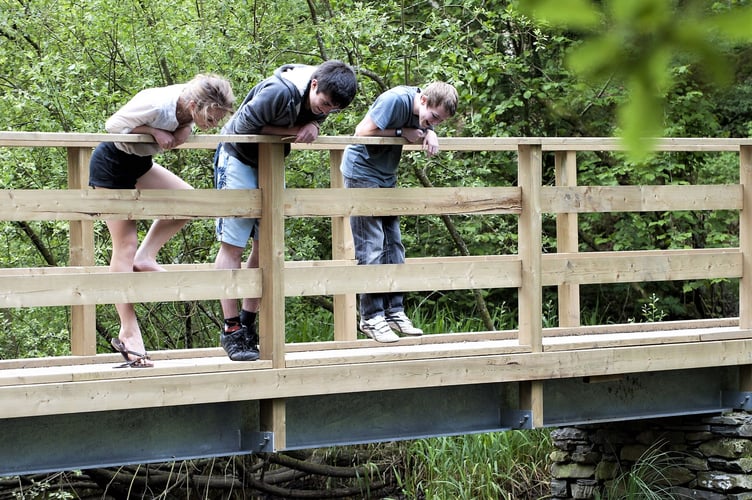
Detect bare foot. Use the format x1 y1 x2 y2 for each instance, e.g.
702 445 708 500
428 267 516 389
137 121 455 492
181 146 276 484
112 336 153 367
133 259 166 272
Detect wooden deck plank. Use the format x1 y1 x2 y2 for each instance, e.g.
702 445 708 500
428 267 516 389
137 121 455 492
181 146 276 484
543 330 703 351
285 338 528 367
1 325 749 389
2 337 752 419
0 355 271 386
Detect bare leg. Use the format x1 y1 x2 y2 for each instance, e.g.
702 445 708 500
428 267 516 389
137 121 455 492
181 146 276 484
215 241 247 318
133 163 192 272
134 219 189 272
241 239 260 314
106 218 152 366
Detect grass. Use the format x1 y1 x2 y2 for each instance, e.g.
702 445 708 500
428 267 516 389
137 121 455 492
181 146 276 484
393 429 553 500
596 440 685 500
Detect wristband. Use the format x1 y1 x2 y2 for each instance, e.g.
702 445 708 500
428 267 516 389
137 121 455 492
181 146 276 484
395 128 403 137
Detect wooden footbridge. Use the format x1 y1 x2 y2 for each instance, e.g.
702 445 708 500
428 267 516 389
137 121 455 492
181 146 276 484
2 132 752 476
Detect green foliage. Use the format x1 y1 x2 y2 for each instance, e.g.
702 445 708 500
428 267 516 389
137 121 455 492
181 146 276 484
520 0 752 160
396 429 552 499
0 310 72 358
404 296 516 333
285 297 335 343
634 293 668 323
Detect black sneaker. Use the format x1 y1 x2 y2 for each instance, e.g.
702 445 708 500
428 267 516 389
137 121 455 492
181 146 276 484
221 326 260 361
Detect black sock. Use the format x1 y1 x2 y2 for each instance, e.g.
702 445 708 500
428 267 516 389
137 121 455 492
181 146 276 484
224 316 241 332
240 310 257 329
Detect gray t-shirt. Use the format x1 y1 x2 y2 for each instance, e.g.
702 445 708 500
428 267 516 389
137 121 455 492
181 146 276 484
341 86 421 187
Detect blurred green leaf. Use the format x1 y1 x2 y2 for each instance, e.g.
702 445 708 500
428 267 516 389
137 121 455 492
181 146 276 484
566 34 624 78
518 0 600 29
708 6 752 41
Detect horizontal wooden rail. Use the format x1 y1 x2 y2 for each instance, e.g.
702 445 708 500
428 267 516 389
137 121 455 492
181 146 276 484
540 185 742 213
0 248 741 308
3 131 752 151
0 189 261 221
541 248 742 286
0 183 742 222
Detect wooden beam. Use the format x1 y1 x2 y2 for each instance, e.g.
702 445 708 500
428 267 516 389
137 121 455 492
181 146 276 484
518 144 543 351
0 322 744 376
257 142 287 448
0 268 262 308
541 184 741 213
67 147 96 356
555 150 580 327
1 249 739 309
283 257 521 296
542 249 741 286
740 146 752 329
0 189 261 221
284 187 521 216
520 381 544 428
4 132 752 152
328 150 357 341
257 143 286 366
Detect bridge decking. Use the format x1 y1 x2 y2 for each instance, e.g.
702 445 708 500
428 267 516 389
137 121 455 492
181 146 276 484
1 321 747 416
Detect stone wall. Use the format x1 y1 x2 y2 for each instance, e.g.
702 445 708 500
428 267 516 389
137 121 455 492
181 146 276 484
549 412 752 499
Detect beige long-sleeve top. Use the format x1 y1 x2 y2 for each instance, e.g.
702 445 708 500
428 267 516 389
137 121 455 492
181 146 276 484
105 84 188 156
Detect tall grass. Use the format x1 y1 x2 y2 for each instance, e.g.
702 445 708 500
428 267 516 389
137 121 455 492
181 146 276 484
597 440 684 500
393 429 553 500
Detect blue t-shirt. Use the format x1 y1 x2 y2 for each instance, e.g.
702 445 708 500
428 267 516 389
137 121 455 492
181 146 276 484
341 86 421 187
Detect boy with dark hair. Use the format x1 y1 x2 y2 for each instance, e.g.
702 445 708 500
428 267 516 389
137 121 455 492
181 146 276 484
214 60 357 360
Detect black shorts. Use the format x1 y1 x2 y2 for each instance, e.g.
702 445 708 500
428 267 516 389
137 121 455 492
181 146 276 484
88 142 153 189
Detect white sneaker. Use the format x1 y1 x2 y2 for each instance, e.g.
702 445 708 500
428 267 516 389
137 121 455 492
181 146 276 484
360 315 400 343
386 311 423 336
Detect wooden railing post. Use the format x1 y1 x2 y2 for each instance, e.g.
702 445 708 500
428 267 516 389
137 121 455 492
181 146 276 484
67 146 96 356
329 150 357 341
257 142 287 450
555 150 581 327
257 142 287 365
517 143 543 350
741 145 752 330
518 143 544 428
739 145 752 392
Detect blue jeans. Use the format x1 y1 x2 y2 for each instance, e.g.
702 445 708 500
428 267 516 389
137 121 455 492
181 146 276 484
344 176 405 320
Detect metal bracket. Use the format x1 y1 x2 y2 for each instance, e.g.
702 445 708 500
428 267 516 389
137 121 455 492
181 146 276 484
721 391 752 410
501 410 533 430
248 431 274 453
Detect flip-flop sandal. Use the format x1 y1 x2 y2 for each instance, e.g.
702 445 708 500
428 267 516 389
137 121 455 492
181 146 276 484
111 338 153 368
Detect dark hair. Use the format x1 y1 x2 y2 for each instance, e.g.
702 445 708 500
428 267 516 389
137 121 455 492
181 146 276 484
312 60 357 109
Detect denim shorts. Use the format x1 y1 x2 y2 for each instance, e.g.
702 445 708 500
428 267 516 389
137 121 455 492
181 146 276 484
214 146 259 248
